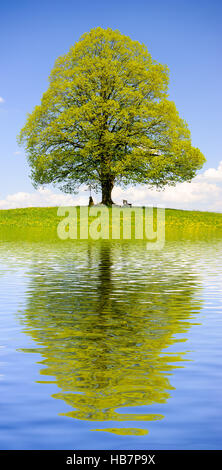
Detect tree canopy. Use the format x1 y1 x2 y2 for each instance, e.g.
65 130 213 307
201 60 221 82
19 27 206 205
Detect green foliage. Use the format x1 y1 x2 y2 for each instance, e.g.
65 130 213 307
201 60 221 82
18 27 205 201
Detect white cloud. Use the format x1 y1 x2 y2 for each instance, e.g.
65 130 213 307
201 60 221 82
1 161 222 212
13 151 22 155
112 161 222 212
113 181 222 211
0 97 5 104
0 187 89 210
197 161 222 183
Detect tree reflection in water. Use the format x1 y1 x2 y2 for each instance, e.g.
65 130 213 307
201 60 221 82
19 242 202 435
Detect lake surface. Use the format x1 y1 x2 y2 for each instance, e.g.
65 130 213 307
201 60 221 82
0 239 222 449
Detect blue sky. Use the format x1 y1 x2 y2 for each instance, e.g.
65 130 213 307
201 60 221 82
0 0 222 210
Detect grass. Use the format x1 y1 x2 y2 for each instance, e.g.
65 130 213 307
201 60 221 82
0 206 222 242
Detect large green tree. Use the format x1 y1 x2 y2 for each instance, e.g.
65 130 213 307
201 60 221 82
19 27 205 205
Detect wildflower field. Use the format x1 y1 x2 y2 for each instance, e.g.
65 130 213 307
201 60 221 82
0 206 222 242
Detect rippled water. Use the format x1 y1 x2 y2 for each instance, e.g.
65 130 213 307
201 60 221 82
0 239 222 449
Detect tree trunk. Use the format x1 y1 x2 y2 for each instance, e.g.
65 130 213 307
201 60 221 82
101 179 114 206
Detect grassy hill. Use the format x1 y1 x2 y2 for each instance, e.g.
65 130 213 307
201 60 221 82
0 206 222 242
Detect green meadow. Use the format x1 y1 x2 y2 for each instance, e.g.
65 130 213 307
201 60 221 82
0 206 222 242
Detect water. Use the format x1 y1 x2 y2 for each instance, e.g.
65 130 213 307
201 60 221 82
0 239 222 449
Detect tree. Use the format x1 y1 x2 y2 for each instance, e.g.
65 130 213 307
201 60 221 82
19 27 205 206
